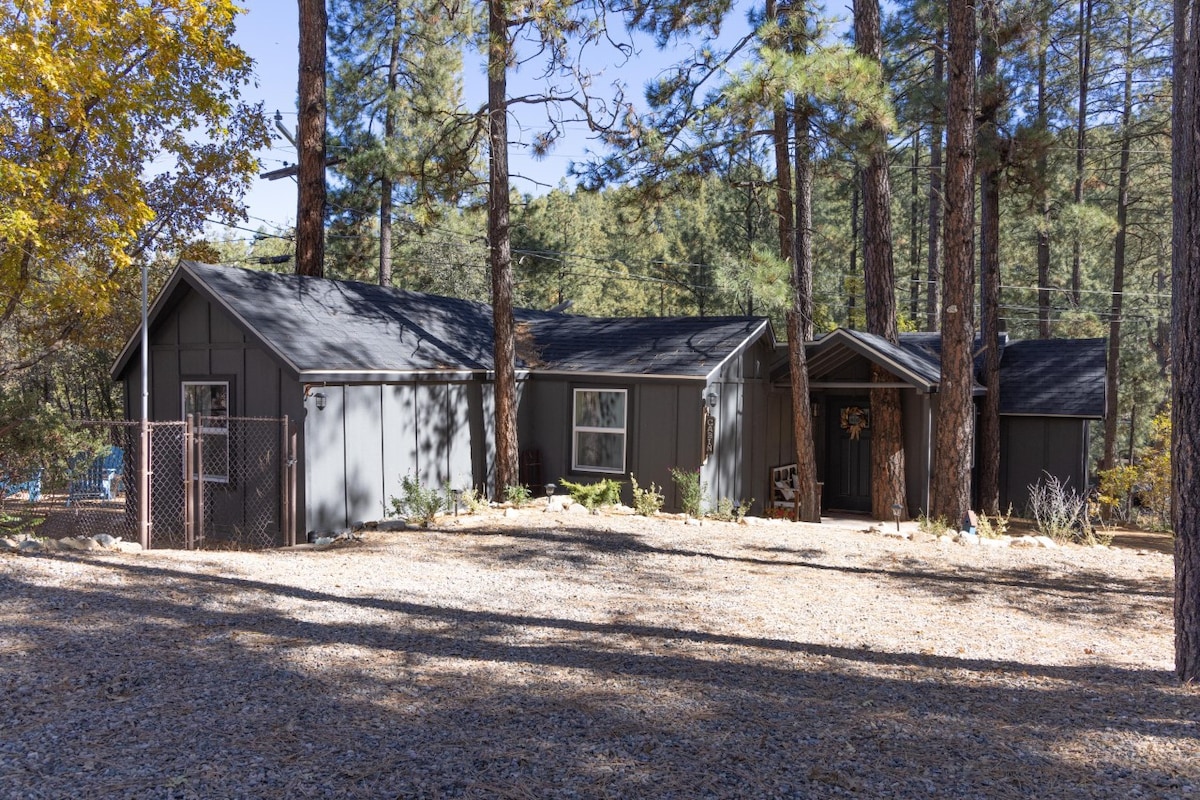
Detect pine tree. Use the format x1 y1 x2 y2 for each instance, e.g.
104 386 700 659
854 0 908 521
327 0 473 285
930 0 976 524
1173 0 1200 684
297 0 327 277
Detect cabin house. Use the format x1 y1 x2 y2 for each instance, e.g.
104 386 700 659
112 261 776 544
112 262 1104 547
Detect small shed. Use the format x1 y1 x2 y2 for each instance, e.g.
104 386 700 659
112 262 776 541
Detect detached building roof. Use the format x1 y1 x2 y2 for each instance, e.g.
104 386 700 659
771 327 1105 419
112 262 773 384
996 338 1106 418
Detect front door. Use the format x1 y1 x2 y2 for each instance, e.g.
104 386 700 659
827 397 871 512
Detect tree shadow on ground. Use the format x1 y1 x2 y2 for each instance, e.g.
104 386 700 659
1 555 1194 800
455 524 1171 626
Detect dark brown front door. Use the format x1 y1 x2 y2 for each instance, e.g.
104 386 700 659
827 397 871 512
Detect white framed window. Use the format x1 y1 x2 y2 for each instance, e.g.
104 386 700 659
572 388 627 473
182 381 230 483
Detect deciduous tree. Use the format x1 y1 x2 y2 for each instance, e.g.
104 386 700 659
0 0 268 377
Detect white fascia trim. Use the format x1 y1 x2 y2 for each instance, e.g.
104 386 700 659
529 369 705 382
299 369 530 383
704 319 773 383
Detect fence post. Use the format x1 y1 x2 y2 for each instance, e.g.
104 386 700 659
194 412 204 549
280 415 290 547
184 416 194 550
138 422 151 550
288 421 299 546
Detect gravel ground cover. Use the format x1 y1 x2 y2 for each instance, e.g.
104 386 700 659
1 507 1196 799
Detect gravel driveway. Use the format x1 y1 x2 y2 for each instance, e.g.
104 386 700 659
1 508 1196 798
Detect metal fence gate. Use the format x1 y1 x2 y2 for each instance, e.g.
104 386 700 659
154 416 297 550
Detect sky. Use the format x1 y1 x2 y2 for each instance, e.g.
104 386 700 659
220 1 851 241
226 0 632 239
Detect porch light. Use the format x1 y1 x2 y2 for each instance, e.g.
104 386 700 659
313 392 327 411
706 389 719 409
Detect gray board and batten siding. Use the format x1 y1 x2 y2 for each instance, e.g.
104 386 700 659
114 261 776 539
995 338 1106 513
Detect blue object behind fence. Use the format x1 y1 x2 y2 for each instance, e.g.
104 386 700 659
0 468 43 503
67 447 124 505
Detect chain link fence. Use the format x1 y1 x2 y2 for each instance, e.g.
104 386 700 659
1 417 295 550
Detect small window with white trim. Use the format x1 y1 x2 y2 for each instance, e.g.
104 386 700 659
572 388 627 473
182 381 230 483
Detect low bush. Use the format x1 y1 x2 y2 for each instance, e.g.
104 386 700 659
975 506 1012 539
630 475 663 516
669 467 707 518
1027 473 1093 544
558 477 622 510
916 513 953 537
458 486 488 514
504 484 532 506
710 497 754 522
389 472 443 527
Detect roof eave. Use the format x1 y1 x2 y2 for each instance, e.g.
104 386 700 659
703 318 775 383
809 328 940 392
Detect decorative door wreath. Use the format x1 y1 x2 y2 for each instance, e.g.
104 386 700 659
840 406 870 439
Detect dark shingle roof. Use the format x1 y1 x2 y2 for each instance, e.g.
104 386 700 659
997 338 1106 418
528 314 770 377
840 329 944 387
769 328 1104 418
131 262 769 381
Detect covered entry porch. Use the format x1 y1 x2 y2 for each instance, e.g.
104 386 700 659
765 329 963 519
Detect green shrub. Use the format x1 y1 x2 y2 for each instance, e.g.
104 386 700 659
710 497 754 522
975 506 1012 539
630 475 663 516
504 484 532 506
669 467 707 518
389 473 443 527
458 486 488 514
558 477 622 510
916 513 953 537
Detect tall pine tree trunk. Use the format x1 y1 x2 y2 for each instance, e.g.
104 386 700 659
855 0 907 521
777 1 819 522
379 23 400 287
910 130 922 320
926 26 945 332
1071 0 1093 306
1102 17 1135 471
1037 4 1052 337
1173 0 1200 684
794 101 814 342
931 0 976 524
488 0 518 494
977 0 1002 516
297 0 327 277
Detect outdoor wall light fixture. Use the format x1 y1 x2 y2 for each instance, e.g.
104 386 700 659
313 392 327 411
706 389 719 409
